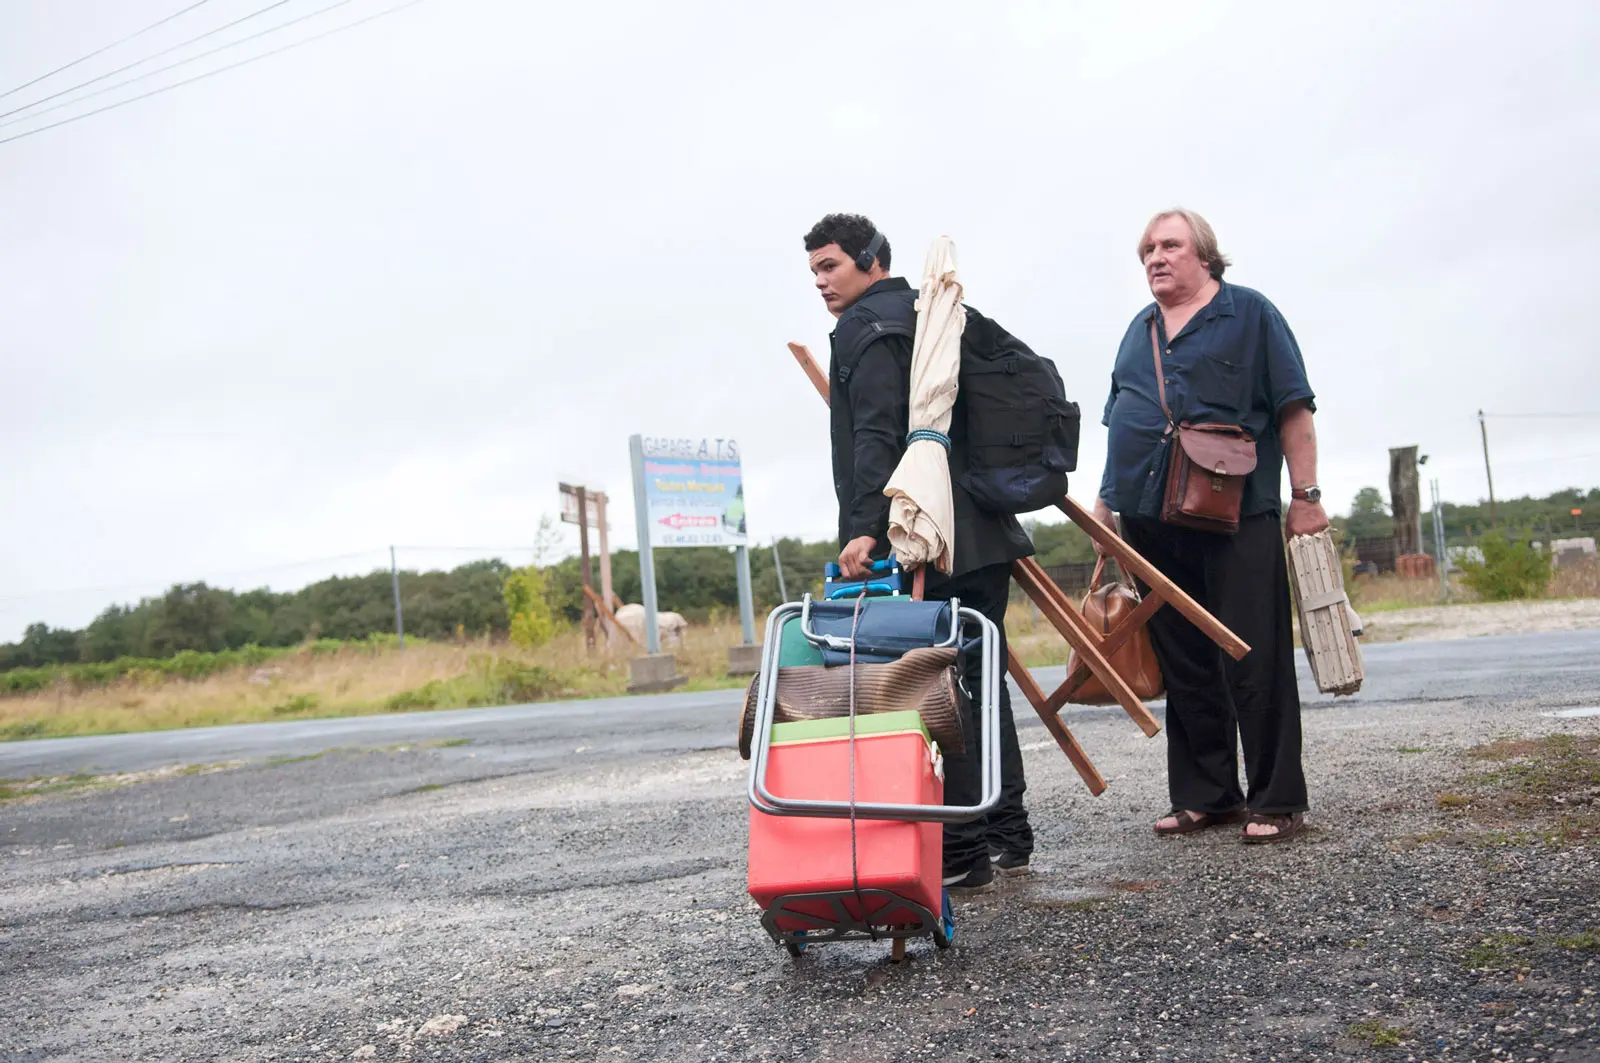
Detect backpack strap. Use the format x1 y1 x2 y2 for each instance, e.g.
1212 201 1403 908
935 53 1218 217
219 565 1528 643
834 289 917 380
1148 318 1174 435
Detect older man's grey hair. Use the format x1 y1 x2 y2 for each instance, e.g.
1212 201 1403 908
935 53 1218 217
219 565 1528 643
1138 207 1232 280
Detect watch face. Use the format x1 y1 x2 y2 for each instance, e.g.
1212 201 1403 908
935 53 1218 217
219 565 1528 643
1304 487 1321 503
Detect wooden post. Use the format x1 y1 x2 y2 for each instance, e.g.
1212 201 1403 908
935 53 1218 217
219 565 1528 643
594 491 617 642
583 585 637 645
576 485 596 652
1389 445 1421 557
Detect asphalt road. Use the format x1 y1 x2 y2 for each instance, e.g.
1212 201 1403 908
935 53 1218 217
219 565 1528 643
2 631 1598 1062
7 631 1600 781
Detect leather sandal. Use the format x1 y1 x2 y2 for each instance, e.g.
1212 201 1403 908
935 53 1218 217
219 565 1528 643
1152 809 1244 837
1240 812 1306 845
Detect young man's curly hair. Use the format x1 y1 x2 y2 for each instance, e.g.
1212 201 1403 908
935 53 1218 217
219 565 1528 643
803 213 891 272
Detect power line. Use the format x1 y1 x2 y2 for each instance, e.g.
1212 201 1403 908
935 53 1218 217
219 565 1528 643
0 543 549 607
0 549 391 605
1481 412 1600 420
394 545 540 552
0 0 340 128
1475 450 1600 470
0 0 216 103
0 0 428 148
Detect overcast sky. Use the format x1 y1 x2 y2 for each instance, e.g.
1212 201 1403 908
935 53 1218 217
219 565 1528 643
3 0 1599 640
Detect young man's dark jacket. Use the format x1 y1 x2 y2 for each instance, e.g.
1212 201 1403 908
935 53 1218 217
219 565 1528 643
829 277 1035 578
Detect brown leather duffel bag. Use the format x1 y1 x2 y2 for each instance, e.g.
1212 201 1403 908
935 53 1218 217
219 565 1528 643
1066 558 1164 705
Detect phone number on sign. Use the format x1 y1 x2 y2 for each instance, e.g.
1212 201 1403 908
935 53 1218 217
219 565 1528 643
659 533 737 546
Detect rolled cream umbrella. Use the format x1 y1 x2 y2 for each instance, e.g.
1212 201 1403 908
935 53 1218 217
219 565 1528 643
884 235 964 578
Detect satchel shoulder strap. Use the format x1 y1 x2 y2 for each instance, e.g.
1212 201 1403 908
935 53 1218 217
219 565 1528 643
1148 319 1173 430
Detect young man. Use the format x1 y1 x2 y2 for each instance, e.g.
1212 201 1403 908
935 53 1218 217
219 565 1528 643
803 212 1036 889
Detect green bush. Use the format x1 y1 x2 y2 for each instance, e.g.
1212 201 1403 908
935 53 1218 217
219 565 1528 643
384 656 570 712
271 693 321 716
503 566 564 649
1458 531 1552 601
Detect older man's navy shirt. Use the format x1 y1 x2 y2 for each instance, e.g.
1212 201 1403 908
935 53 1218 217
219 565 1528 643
1099 282 1314 519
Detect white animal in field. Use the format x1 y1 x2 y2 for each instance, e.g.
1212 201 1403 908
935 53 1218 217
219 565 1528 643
613 604 687 648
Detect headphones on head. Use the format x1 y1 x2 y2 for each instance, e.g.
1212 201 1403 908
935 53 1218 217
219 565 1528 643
855 230 885 273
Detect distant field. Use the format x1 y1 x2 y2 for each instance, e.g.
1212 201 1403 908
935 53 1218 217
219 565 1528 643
7 559 1597 741
0 624 750 741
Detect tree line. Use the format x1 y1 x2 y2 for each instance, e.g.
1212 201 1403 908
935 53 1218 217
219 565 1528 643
1332 486 1600 546
4 488 1590 671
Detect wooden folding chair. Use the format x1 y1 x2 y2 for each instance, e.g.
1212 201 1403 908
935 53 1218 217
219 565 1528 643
786 342 1250 795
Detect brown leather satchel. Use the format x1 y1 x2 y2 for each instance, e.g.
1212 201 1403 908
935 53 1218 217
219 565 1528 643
1150 321 1257 534
1066 558 1165 705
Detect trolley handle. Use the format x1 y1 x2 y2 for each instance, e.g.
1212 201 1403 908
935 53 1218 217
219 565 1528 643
746 603 1001 825
797 594 963 654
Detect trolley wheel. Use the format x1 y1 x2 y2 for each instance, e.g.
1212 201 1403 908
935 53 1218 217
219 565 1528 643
933 889 955 950
891 937 907 964
785 930 807 958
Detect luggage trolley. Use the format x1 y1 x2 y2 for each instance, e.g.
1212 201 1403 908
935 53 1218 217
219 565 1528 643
745 568 1002 962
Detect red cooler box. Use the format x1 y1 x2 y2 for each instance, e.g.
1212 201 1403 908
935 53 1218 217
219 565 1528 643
748 710 943 931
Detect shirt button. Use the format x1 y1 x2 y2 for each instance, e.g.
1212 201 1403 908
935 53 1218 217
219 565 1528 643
1165 348 1172 355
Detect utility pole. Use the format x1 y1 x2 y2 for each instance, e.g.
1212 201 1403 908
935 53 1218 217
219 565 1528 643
1430 479 1449 603
770 539 789 602
390 545 405 649
1478 409 1498 528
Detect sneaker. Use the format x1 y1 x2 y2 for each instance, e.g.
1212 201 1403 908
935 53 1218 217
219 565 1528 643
990 850 1031 876
942 858 995 892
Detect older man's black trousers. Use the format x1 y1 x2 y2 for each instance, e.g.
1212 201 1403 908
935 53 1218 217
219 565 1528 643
1120 513 1309 815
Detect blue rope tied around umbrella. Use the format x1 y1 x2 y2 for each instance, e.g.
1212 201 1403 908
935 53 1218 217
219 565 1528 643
906 428 950 451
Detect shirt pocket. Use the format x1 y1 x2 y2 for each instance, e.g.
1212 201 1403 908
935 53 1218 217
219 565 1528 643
1189 354 1249 419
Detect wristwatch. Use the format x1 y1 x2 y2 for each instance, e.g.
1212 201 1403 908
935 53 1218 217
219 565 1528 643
1291 484 1322 503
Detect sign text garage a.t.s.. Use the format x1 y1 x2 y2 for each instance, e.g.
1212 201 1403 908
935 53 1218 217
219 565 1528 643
640 437 747 548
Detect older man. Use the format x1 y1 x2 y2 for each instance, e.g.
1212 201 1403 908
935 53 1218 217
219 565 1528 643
1094 207 1326 844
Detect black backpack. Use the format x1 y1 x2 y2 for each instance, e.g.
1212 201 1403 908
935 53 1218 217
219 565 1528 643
955 306 1080 515
836 289 1080 516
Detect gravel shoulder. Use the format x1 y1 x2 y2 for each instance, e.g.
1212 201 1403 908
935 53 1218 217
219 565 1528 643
1360 598 1600 644
2 645 1597 1061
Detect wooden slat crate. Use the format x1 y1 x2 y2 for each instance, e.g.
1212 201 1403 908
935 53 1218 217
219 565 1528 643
1288 531 1364 696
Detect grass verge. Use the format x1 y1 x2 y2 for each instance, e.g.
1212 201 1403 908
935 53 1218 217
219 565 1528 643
1408 733 1600 849
1 623 751 741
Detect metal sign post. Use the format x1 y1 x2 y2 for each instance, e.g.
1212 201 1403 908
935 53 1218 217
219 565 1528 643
628 434 662 654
